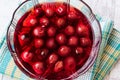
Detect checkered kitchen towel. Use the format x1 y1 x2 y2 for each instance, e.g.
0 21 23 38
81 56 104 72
0 0 120 80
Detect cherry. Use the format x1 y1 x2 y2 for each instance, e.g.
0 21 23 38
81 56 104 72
39 17 49 27
76 23 89 37
75 47 83 54
18 33 29 46
54 61 64 72
34 38 44 48
56 18 66 27
21 50 33 62
64 56 76 71
56 33 66 45
47 26 56 37
80 38 91 47
36 49 48 60
48 53 58 64
68 11 78 20
45 8 54 17
58 45 70 57
23 15 37 27
32 8 43 17
56 5 66 16
40 49 49 58
64 25 74 35
33 26 45 37
46 38 56 48
68 36 78 46
32 62 45 75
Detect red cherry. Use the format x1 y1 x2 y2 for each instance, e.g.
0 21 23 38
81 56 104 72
18 33 29 46
47 26 56 37
75 47 83 54
56 33 66 45
64 25 74 35
68 11 78 20
80 38 91 47
45 8 54 17
34 38 44 48
68 36 78 46
39 17 49 27
32 62 44 75
76 23 89 37
48 53 58 64
40 49 49 55
36 49 48 60
56 18 66 27
32 8 43 17
33 26 45 37
46 38 56 48
56 5 66 16
40 49 49 58
38 49 49 60
64 56 76 71
23 15 37 27
54 61 64 72
58 45 70 57
21 51 33 62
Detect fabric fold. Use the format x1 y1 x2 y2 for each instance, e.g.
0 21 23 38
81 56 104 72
93 29 120 80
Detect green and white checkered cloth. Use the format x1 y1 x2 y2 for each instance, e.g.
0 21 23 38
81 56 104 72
0 1 120 80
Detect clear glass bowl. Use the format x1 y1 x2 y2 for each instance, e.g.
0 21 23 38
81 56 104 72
7 0 101 79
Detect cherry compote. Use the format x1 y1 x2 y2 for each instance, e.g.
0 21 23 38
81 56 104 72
14 2 93 80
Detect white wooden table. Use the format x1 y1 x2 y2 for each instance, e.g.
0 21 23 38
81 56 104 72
0 0 120 80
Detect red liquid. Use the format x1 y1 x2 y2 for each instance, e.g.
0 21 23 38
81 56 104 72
14 2 93 80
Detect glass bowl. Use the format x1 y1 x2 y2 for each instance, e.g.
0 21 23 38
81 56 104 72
7 0 101 79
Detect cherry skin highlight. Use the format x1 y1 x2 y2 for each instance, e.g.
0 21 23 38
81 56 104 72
54 61 64 73
56 33 66 45
68 36 78 46
45 8 54 17
34 38 44 48
56 5 66 16
32 8 43 17
39 17 49 27
64 25 74 36
21 51 33 63
23 15 37 27
32 62 45 75
58 45 70 57
33 26 45 37
48 53 58 64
